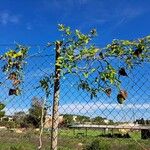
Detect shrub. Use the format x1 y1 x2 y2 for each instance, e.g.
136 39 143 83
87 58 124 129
10 145 25 150
85 140 110 150
85 140 100 150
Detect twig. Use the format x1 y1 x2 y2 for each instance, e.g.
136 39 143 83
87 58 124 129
132 137 148 150
38 96 47 150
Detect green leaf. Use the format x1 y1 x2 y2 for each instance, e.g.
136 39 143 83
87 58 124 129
90 68 96 73
58 24 65 31
0 103 5 110
83 72 89 78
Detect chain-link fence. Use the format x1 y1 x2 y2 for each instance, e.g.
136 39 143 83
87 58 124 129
0 45 150 150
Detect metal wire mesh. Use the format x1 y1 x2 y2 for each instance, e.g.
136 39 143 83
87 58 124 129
0 46 149 150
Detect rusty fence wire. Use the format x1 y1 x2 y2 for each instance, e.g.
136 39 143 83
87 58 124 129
0 45 149 150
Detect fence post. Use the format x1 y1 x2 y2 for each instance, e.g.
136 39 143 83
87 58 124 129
51 41 61 150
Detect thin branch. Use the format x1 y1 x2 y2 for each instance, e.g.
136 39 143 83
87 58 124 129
38 96 47 150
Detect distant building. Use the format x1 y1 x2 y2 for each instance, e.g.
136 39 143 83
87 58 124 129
72 116 77 122
135 118 150 125
0 115 14 122
44 115 64 128
103 119 110 124
118 123 139 133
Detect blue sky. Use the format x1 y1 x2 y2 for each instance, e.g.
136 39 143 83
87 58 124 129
0 0 150 122
0 0 150 45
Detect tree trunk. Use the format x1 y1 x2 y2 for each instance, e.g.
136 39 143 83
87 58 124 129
51 41 61 150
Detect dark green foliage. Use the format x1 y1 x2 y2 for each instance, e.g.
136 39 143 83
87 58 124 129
62 114 75 126
56 25 150 103
25 97 47 128
61 114 91 127
85 140 100 150
85 140 111 150
0 120 16 129
135 118 150 125
0 103 5 118
92 116 106 125
38 74 54 98
10 145 26 150
1 45 28 96
13 111 26 127
76 115 90 123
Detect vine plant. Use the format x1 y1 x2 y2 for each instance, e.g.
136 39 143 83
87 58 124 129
54 24 149 103
0 25 149 150
40 24 150 149
1 45 28 96
0 103 5 118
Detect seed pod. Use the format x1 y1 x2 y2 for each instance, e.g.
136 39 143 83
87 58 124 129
117 90 128 104
120 90 128 99
12 62 21 69
9 89 16 95
105 88 112 97
99 52 104 59
117 94 125 104
8 72 17 80
118 68 128 76
13 79 21 86
9 88 21 96
134 48 143 57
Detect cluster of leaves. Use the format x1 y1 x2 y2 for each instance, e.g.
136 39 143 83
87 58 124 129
105 37 150 68
57 24 97 72
84 139 112 150
38 74 54 98
1 25 148 105
1 45 28 96
0 103 5 118
40 24 150 104
56 25 150 103
25 97 47 128
85 140 101 150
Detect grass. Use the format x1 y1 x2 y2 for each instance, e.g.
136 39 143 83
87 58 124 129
59 128 104 137
0 129 149 150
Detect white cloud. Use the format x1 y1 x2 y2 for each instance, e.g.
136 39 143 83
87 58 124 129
0 12 20 25
59 102 150 114
4 102 149 121
4 107 29 115
83 2 147 32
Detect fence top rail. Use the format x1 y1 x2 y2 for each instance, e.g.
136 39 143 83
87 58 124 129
70 124 150 130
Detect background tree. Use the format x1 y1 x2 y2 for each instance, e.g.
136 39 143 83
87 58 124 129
135 118 150 125
76 115 91 123
13 111 26 127
0 103 5 118
62 114 75 126
61 114 91 126
25 97 47 128
92 116 106 125
108 119 115 125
